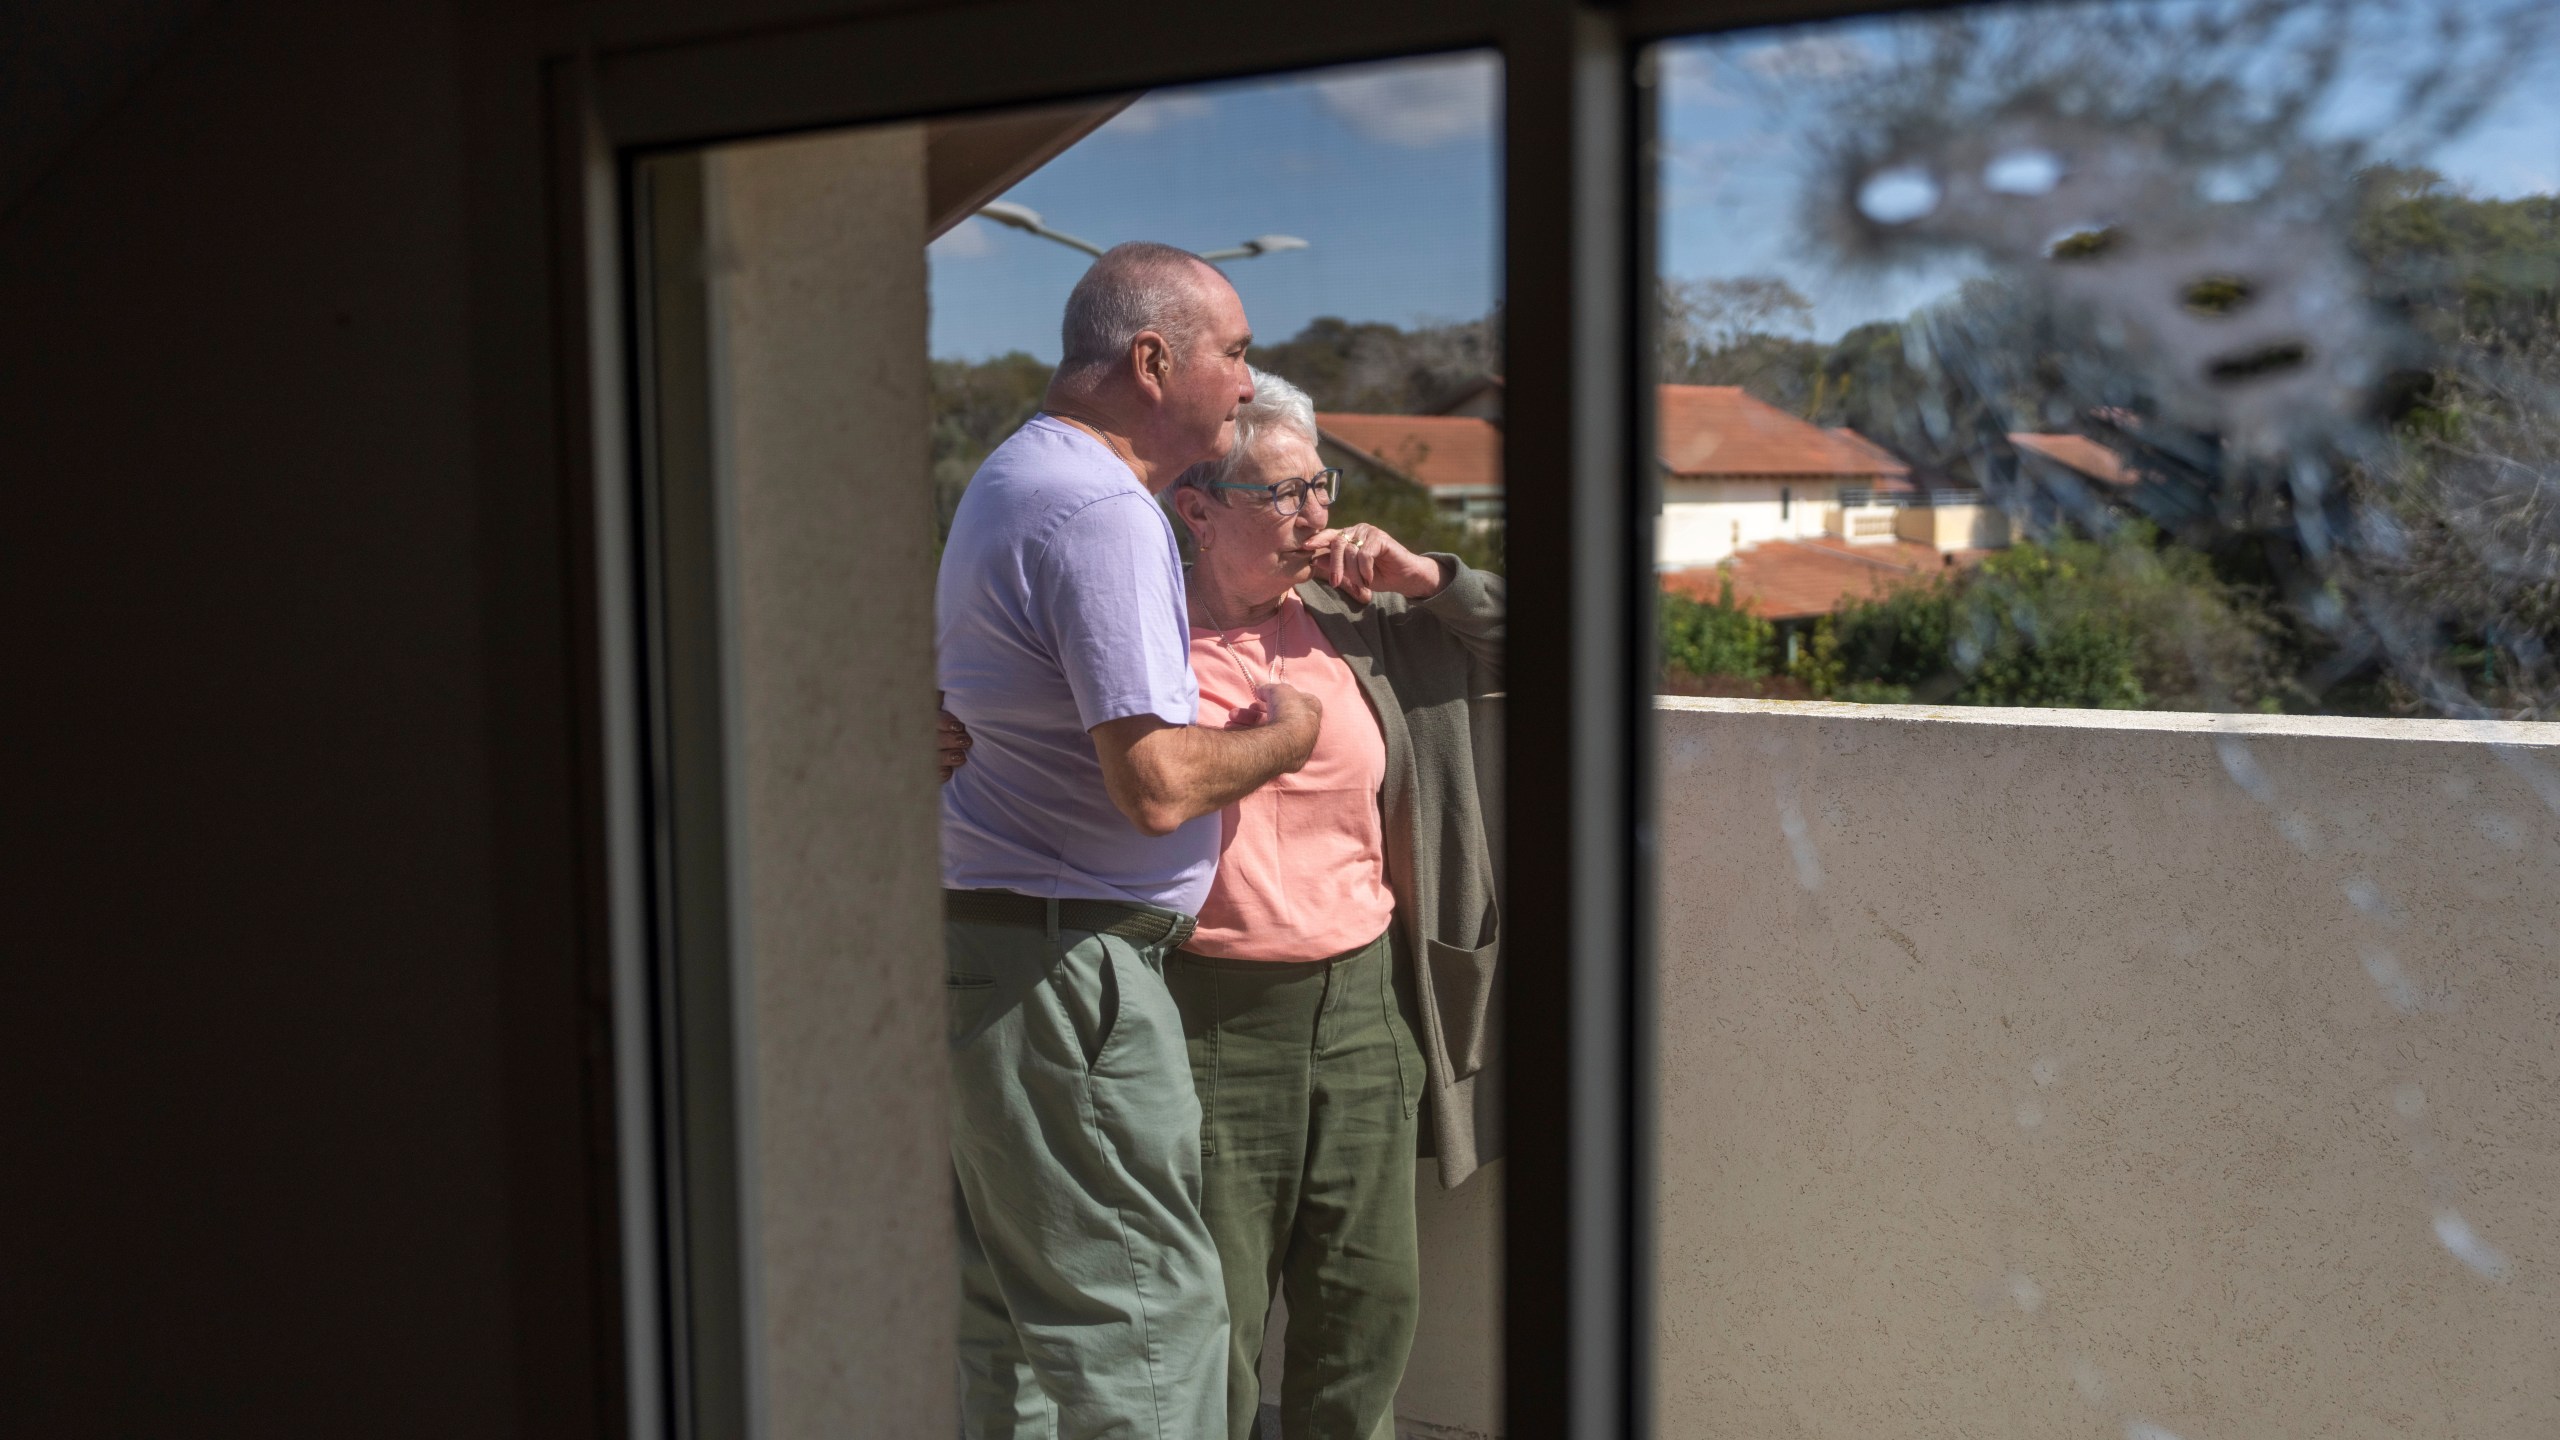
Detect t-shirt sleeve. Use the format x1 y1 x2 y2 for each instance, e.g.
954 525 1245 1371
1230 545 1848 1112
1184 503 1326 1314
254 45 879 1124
1032 493 1199 731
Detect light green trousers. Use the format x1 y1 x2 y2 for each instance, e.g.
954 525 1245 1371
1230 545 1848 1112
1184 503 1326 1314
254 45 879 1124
1167 930 1424 1440
946 902 1228 1440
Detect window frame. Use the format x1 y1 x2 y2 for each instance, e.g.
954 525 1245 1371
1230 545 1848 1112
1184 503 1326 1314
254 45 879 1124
463 1 1940 1434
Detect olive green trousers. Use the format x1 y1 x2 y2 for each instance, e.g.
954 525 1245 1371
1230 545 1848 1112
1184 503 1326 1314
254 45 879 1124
1167 930 1424 1440
947 900 1227 1440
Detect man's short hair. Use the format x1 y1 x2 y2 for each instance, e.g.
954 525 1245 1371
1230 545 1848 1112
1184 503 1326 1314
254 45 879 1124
1057 242 1220 383
1175 367 1318 493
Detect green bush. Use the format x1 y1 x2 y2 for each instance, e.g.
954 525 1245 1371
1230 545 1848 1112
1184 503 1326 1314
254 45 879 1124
1792 527 2286 711
1659 570 1775 681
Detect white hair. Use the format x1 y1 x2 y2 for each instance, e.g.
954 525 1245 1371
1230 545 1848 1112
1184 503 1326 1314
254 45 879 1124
1055 241 1219 385
1175 367 1320 493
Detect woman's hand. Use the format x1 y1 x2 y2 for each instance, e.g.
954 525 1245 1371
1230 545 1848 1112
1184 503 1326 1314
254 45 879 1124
1302 523 1445 605
938 693 973 783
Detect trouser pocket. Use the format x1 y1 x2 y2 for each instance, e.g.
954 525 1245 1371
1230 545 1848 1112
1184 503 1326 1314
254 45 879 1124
1380 932 1425 1120
1058 930 1123 1070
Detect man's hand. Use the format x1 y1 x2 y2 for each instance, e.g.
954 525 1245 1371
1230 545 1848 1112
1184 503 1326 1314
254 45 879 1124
1302 523 1444 604
937 693 972 784
1091 684 1322 836
1259 680 1322 745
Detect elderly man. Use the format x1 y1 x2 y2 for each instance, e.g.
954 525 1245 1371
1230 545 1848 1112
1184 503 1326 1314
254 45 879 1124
937 242 1322 1440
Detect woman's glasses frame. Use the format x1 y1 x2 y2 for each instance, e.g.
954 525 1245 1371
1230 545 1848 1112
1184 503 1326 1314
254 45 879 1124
1208 468 1343 516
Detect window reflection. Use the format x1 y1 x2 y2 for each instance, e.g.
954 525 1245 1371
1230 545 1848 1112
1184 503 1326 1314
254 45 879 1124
1655 0 2559 720
1650 7 2560 1440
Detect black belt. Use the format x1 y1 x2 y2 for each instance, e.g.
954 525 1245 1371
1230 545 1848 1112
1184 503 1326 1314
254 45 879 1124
944 888 1197 948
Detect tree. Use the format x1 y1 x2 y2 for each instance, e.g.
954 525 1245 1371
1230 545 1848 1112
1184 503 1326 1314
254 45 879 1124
1253 313 1501 414
1659 275 1815 369
930 351 1052 542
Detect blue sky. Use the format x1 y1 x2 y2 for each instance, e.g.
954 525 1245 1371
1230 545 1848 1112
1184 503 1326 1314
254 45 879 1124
927 10 2559 361
1654 8 2560 340
928 53 1502 362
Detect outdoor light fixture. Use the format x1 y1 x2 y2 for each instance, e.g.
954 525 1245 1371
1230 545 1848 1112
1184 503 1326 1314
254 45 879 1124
1197 234 1312 262
975 200 1105 257
975 202 1308 265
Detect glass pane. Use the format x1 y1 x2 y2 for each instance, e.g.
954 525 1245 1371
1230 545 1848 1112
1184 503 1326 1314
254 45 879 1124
1649 3 2558 1437
629 50 1505 1438
1654 0 2559 720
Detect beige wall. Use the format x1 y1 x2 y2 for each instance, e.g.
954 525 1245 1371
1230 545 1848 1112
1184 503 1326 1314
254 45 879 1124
1895 501 2012 550
1661 480 1846 566
708 127 953 1439
1651 699 2560 1440
1826 501 1900 544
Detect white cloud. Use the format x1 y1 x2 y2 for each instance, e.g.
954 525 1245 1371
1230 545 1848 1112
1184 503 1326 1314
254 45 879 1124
1739 34 1873 81
929 216 996 260
1314 53 1498 148
1098 90 1214 138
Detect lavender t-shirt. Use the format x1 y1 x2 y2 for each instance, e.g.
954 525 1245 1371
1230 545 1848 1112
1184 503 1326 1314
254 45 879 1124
936 415 1216 914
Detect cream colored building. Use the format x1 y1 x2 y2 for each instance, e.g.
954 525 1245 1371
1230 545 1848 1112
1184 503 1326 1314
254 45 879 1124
1322 380 2008 571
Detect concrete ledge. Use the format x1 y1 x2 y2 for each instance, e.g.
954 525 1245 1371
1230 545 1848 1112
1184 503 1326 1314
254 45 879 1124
1650 697 2560 1439
1657 694 2560 746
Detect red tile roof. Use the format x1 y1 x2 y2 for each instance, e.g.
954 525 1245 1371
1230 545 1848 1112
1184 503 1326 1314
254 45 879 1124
1318 385 1911 495
2009 432 2135 486
1316 412 1503 494
1664 537 1964 622
1659 386 1909 479
1824 428 1918 493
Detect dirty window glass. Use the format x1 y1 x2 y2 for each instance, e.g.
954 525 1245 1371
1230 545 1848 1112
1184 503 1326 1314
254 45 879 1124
1653 0 2559 721
1647 7 2560 1440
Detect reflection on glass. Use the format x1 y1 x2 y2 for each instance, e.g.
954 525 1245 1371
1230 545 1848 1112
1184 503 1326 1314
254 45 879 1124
1648 7 2559 1440
1654 0 2558 721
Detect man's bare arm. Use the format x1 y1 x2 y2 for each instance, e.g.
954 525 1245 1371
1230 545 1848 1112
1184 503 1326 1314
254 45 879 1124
1091 684 1322 836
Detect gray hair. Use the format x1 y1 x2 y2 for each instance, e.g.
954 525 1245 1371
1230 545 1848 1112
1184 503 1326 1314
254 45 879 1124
1056 241 1220 384
1175 367 1320 493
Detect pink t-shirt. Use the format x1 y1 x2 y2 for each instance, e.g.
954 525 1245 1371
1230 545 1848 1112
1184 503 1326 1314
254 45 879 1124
1185 595 1397 961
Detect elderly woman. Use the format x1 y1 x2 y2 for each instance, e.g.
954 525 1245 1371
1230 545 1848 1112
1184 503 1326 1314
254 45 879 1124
938 370 1502 1439
1160 368 1502 1440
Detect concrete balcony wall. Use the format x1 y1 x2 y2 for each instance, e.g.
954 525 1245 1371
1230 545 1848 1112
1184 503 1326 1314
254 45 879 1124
1650 699 2560 1440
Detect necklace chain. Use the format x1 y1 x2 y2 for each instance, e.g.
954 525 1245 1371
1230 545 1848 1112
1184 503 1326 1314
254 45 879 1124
1221 633 1285 693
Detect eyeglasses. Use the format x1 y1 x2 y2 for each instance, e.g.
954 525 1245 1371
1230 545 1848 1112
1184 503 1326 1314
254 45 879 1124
1207 468 1342 517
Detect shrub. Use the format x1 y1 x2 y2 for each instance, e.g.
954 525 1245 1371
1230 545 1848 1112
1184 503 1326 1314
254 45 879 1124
1794 526 2285 711
1660 570 1776 683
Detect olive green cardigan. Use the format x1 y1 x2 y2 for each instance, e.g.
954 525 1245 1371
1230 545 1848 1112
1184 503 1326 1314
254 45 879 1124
1299 557 1504 1190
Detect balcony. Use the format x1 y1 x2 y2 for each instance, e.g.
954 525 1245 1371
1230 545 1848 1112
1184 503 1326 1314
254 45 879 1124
1364 698 2560 1440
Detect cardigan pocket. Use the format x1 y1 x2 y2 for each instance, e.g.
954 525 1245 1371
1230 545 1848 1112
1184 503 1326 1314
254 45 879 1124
1423 937 1499 1080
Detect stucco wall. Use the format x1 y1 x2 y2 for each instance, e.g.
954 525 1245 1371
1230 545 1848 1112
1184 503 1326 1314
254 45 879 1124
1894 500 2011 550
1651 699 2560 1439
1660 480 1844 566
708 128 952 1439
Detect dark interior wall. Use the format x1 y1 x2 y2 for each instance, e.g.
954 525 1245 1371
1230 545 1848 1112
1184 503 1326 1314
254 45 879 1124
0 1 609 1432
